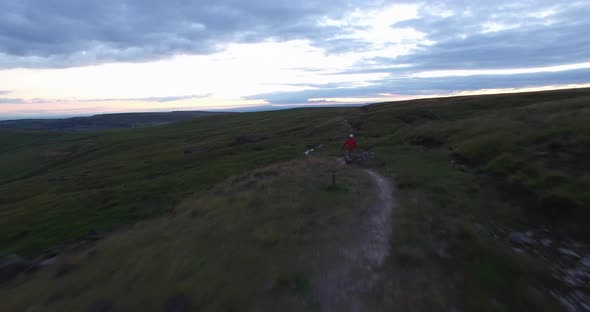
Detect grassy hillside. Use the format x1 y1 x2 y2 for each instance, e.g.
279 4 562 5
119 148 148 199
362 88 590 229
351 88 590 311
1 159 375 311
0 108 352 256
1 87 589 311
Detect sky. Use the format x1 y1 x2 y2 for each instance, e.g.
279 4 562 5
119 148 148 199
0 0 589 119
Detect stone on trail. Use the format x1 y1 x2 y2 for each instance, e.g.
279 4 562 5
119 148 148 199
509 232 535 246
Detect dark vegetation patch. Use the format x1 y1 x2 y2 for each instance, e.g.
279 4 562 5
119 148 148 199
409 135 445 148
232 134 268 145
348 118 365 130
270 274 312 296
183 147 208 155
396 108 439 124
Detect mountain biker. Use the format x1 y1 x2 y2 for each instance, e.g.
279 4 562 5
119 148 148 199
341 134 357 163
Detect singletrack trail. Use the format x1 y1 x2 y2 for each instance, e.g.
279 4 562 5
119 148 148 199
313 166 396 311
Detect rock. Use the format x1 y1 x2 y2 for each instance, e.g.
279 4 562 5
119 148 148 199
525 231 534 237
87 299 113 312
0 255 32 282
558 248 581 259
38 257 57 268
541 239 553 247
165 293 191 312
512 247 525 254
409 135 443 148
509 232 535 246
563 268 590 287
357 151 376 161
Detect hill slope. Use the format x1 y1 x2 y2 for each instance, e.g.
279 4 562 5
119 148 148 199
2 159 378 311
0 111 228 131
1 87 590 311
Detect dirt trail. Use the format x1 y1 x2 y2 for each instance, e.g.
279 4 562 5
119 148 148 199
313 167 395 311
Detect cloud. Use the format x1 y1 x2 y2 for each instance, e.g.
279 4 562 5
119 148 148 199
81 94 212 103
0 0 379 69
371 1 590 71
392 21 590 70
0 98 24 104
0 0 589 111
2 1 588 74
0 93 211 106
249 67 590 104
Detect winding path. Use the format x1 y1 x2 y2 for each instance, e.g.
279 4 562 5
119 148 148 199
313 167 396 311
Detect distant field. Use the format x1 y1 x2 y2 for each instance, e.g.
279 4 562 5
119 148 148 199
1 88 589 311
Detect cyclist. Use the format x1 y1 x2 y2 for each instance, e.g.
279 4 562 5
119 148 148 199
341 134 357 163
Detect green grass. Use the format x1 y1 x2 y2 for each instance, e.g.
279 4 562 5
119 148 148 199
1 158 374 311
0 109 351 256
1 87 590 311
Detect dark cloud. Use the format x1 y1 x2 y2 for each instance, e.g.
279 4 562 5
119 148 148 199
250 67 590 104
0 0 375 68
1 0 589 104
1 0 588 72
400 24 589 70
375 1 590 70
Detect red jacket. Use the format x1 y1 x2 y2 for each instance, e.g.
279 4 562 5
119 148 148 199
342 137 357 151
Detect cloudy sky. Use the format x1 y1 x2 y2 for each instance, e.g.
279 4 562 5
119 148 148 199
1 0 589 119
